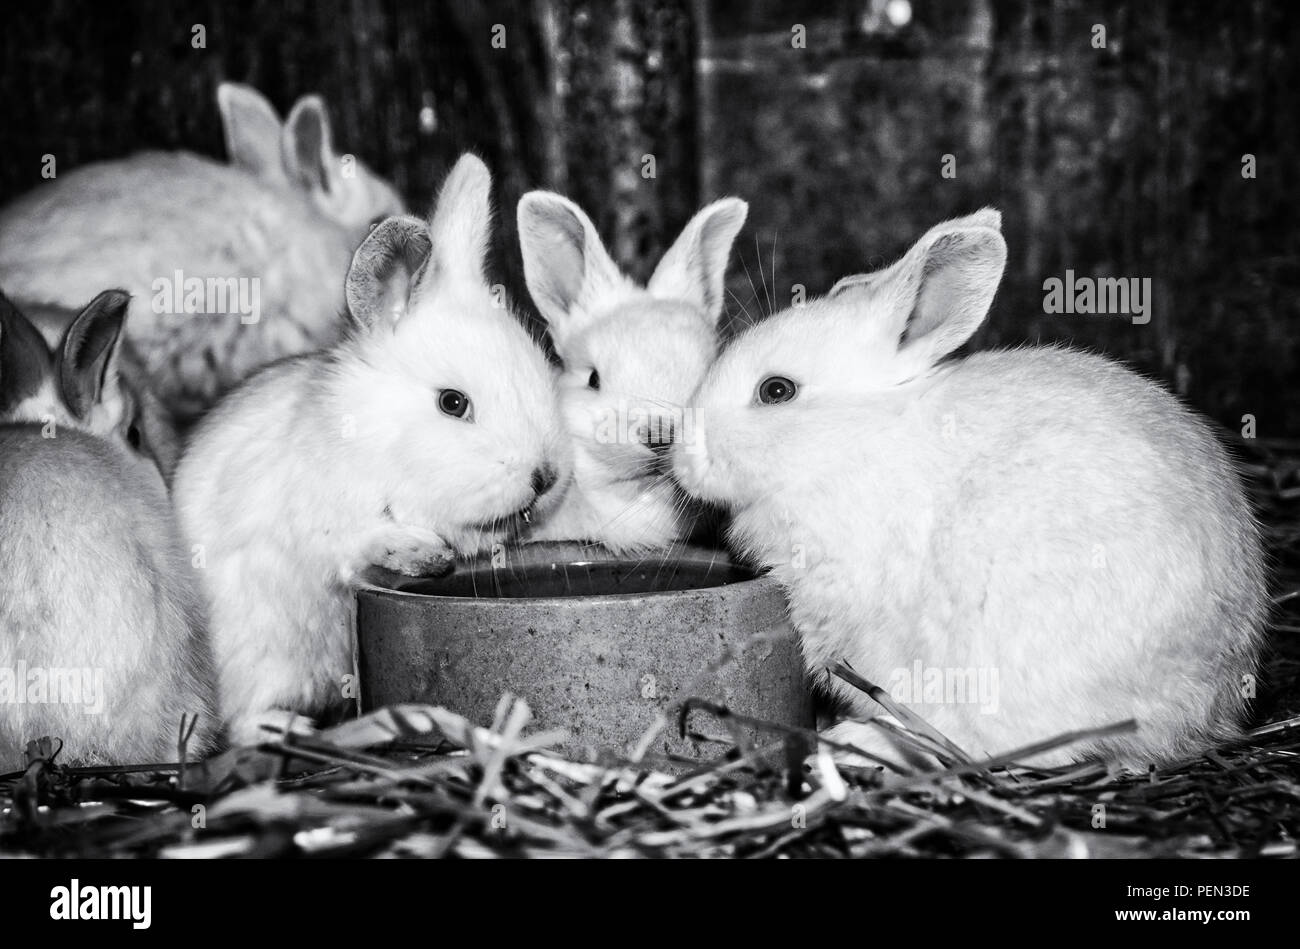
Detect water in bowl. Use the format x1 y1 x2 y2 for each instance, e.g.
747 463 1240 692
392 552 755 599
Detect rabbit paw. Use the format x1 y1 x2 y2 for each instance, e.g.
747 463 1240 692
360 524 456 578
820 719 911 773
228 709 319 747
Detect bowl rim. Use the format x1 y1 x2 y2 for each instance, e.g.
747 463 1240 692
354 541 775 606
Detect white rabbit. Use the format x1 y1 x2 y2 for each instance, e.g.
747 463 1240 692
0 82 404 420
175 155 570 746
0 290 217 769
672 210 1267 770
517 191 747 553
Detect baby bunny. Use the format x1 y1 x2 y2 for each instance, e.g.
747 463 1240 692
0 290 217 770
672 210 1267 771
517 191 747 553
16 298 181 481
0 82 404 419
175 155 570 746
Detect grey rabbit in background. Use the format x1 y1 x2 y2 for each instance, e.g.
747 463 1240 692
0 83 404 420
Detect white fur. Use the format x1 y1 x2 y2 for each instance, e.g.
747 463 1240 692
0 298 216 769
673 210 1267 770
518 192 747 553
174 155 569 745
0 83 403 418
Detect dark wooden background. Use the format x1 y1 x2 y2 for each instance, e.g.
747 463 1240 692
0 0 1295 434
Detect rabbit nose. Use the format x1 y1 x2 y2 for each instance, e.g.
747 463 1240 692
639 417 675 454
531 464 558 498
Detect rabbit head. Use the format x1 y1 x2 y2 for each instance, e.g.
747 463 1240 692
673 210 1006 511
338 154 569 555
518 192 747 485
218 82 405 238
0 289 171 488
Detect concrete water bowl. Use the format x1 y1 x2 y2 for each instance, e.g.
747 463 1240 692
355 542 813 763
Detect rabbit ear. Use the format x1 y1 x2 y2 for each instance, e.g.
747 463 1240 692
837 210 1006 370
647 197 748 325
345 216 432 330
282 95 403 230
517 191 627 339
957 208 1003 231
830 209 1004 299
282 95 338 199
217 82 287 182
56 290 130 419
828 270 886 297
424 154 493 288
0 292 52 413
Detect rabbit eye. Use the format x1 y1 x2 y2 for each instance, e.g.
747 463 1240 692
588 369 600 391
437 388 472 420
126 423 143 451
757 376 798 405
